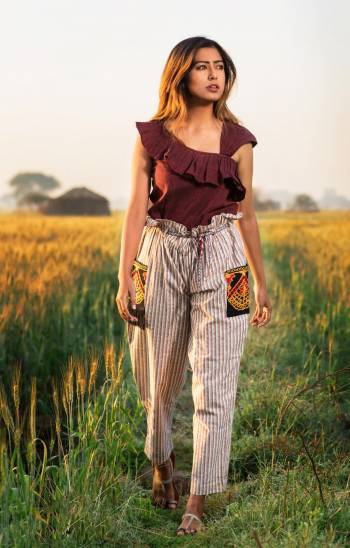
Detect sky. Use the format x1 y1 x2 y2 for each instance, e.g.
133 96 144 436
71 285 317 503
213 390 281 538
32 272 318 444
0 0 349 208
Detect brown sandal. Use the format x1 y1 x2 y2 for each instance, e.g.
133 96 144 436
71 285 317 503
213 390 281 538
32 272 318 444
151 450 179 510
176 512 204 535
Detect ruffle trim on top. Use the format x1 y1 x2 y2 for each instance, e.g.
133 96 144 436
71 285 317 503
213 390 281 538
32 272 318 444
164 140 247 197
135 119 251 198
135 121 170 160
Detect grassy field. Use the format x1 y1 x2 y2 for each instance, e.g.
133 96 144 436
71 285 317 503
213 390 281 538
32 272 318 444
0 210 349 546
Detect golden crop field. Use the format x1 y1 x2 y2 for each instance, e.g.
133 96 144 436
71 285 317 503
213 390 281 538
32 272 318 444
258 210 350 305
0 210 349 545
0 212 124 400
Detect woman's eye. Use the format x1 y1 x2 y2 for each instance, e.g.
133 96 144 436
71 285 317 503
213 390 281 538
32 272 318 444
197 64 224 70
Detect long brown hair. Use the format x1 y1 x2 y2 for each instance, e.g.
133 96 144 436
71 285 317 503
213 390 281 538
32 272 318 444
150 36 242 139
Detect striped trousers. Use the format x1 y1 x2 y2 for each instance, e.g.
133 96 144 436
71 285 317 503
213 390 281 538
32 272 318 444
126 212 250 495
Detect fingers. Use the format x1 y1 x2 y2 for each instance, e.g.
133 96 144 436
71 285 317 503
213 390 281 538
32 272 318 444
250 303 272 327
257 307 271 327
115 294 138 323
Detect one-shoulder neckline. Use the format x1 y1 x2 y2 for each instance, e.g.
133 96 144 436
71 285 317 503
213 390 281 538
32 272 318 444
160 119 228 158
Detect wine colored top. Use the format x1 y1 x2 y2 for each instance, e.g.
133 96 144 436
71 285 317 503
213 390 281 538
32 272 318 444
135 118 257 230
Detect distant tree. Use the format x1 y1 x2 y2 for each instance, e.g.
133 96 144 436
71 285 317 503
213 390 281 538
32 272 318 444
8 172 61 205
259 199 281 211
18 191 50 211
289 193 319 212
253 187 281 211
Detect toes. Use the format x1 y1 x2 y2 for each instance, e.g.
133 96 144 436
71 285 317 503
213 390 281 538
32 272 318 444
177 515 201 535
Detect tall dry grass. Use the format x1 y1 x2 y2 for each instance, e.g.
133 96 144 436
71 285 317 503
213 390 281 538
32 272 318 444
0 212 125 415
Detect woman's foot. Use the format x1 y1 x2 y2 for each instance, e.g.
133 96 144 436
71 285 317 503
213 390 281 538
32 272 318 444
176 494 205 535
151 450 179 510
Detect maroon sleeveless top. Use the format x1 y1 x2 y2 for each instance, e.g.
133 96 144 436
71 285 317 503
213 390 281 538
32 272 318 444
135 118 257 230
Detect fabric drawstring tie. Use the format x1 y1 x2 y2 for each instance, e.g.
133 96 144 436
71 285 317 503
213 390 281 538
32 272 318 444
198 235 205 258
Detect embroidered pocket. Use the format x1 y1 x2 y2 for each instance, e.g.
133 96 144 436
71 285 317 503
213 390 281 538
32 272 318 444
224 263 250 317
128 259 148 329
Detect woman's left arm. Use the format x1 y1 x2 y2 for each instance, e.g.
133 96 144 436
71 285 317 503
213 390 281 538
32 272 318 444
233 143 272 328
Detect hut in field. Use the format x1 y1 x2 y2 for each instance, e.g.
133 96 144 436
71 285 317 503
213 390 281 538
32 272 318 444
40 186 111 216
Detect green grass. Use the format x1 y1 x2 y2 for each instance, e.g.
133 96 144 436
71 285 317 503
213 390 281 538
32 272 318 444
0 213 349 546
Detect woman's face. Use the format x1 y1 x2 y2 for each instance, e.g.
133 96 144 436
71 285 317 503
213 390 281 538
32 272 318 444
185 47 225 101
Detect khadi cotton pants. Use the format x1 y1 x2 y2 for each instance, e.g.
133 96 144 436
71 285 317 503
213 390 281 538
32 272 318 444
126 212 250 495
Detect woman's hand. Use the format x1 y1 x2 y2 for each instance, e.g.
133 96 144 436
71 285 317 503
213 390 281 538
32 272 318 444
250 284 272 327
115 275 138 324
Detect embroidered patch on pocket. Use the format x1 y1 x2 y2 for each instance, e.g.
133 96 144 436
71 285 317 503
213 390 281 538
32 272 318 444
224 263 250 317
128 259 148 329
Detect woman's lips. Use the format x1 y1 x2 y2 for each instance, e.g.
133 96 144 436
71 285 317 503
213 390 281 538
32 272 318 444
207 85 220 92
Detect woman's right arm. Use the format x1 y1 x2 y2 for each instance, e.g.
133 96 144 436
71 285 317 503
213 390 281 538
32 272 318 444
115 133 152 323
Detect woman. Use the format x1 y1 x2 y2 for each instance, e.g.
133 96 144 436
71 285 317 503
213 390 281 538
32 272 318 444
116 36 272 536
